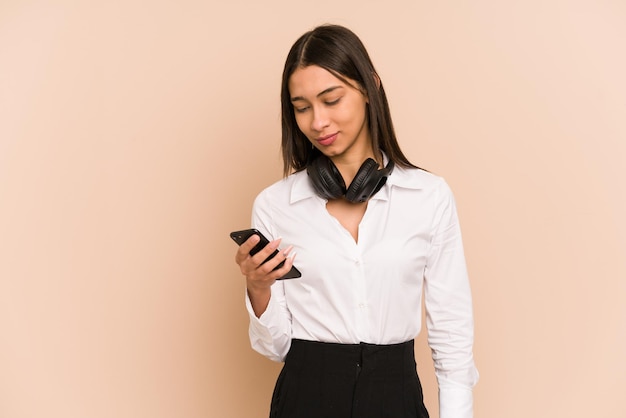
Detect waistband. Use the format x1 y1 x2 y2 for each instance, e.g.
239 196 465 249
286 339 416 376
290 338 414 351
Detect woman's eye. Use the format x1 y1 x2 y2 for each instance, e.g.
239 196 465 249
325 98 340 106
294 106 309 113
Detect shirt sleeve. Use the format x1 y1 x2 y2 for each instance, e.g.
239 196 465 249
424 179 479 418
244 191 293 362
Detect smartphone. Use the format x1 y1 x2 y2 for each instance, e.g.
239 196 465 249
230 228 301 280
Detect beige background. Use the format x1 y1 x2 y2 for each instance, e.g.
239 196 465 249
1 1 625 417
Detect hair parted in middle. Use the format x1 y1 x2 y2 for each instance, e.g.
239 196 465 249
280 24 417 177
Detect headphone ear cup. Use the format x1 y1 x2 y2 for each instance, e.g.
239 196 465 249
307 156 346 200
344 158 380 203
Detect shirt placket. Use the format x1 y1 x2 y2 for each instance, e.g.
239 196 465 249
352 245 369 342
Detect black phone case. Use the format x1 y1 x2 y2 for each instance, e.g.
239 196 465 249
230 228 301 279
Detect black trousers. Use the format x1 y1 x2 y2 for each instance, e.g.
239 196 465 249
270 339 429 418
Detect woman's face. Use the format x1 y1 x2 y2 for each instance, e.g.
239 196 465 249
288 65 371 161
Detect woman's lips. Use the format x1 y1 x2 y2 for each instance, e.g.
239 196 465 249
316 133 338 146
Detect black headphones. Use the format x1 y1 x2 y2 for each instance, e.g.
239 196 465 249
307 155 394 203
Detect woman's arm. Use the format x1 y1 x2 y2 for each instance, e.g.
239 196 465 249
235 192 295 362
424 179 479 418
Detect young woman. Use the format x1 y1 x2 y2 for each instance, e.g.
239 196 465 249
234 24 478 418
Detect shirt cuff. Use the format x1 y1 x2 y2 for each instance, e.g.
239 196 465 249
439 383 474 418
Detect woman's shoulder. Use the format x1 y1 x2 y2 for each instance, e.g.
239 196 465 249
259 170 306 192
391 165 449 191
254 170 310 204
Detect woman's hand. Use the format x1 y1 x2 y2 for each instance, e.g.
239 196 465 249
235 234 295 317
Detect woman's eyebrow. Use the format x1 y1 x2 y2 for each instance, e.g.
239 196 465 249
290 85 343 102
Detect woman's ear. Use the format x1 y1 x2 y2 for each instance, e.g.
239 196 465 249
373 72 381 89
362 73 380 104
361 74 381 104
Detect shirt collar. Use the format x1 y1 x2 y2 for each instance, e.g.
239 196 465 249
289 153 425 204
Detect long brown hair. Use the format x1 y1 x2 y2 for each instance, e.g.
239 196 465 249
280 24 417 176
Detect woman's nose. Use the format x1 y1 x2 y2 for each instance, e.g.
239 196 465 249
310 107 330 132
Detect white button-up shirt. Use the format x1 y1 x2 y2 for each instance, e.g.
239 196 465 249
245 164 479 418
